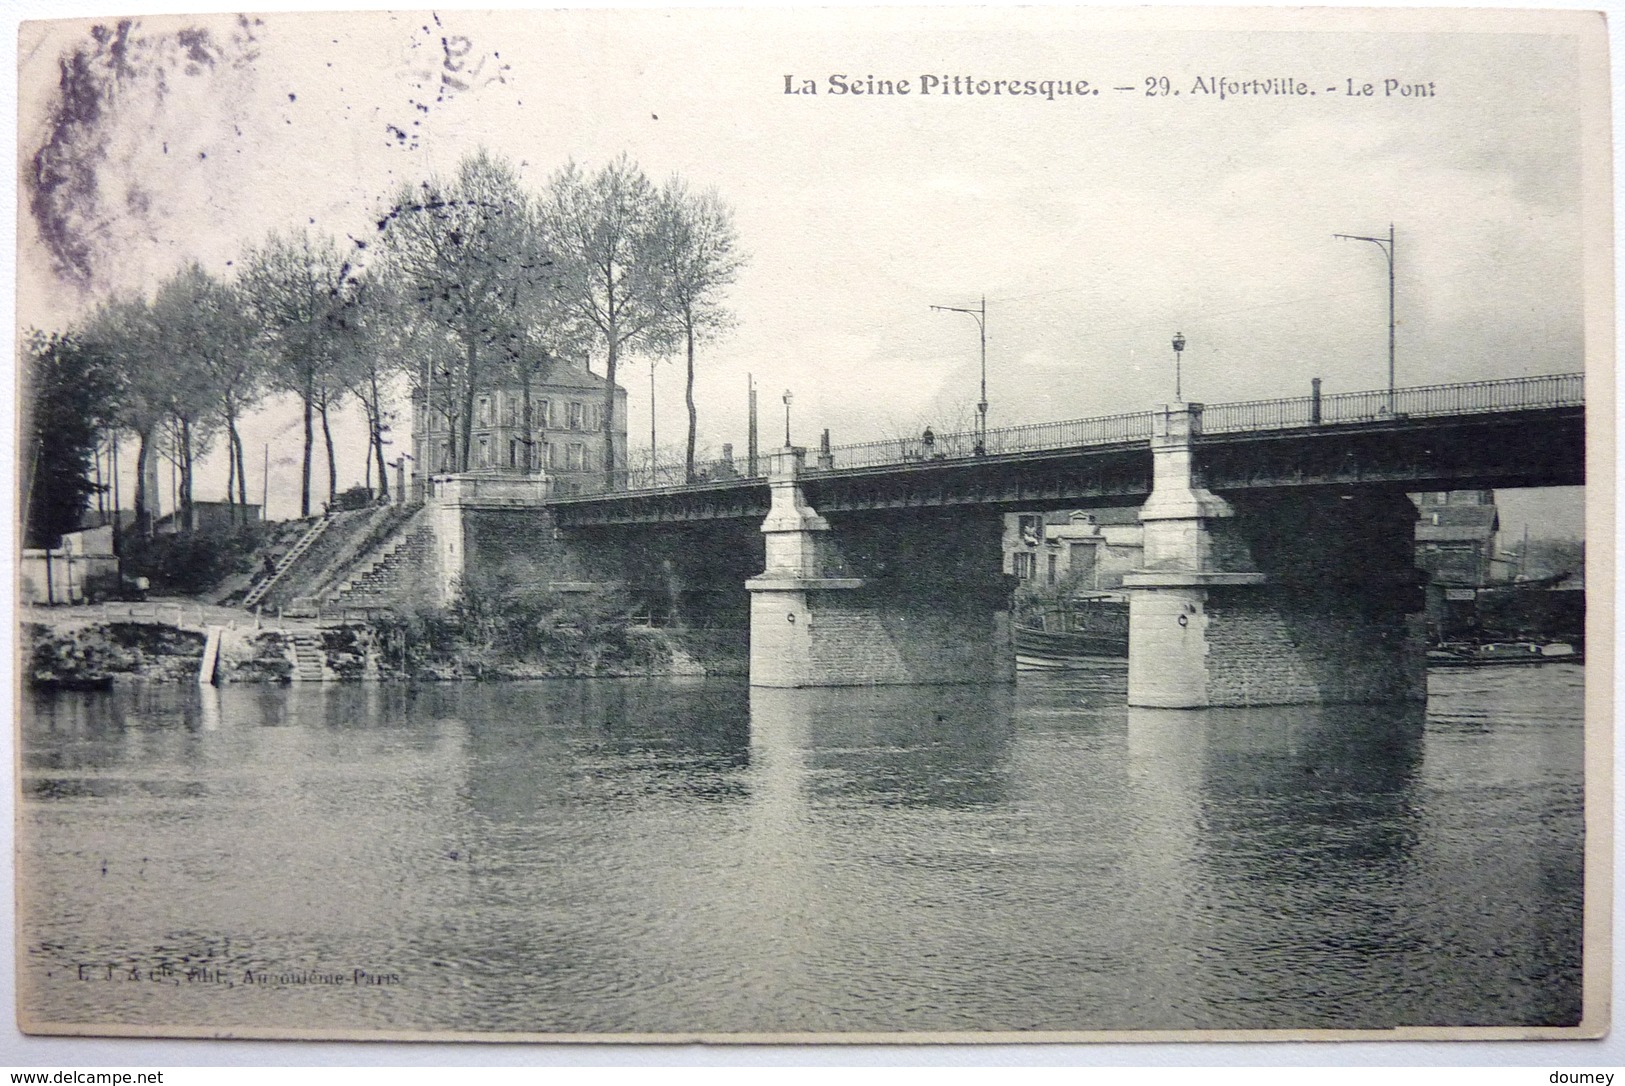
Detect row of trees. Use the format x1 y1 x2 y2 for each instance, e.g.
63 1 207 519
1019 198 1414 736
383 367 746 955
23 150 744 545
375 151 744 483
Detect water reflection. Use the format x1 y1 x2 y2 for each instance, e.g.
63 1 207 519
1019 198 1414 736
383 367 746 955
1124 701 1431 1028
17 667 1584 1035
753 684 1018 811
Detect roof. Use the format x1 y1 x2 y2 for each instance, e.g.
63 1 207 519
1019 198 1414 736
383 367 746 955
533 359 617 392
1416 525 1498 544
1041 507 1141 527
1415 504 1498 540
409 358 624 398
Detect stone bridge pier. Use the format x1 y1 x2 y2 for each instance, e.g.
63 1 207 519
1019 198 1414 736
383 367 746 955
1124 404 1427 708
746 447 1016 688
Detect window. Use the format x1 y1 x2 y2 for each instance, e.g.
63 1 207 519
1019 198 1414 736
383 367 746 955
536 399 551 430
477 438 490 468
508 440 518 468
502 398 518 427
544 443 557 470
566 443 586 471
437 442 450 472
568 401 584 430
1047 553 1058 586
587 403 601 430
1018 515 1042 548
477 397 492 427
1013 553 1035 580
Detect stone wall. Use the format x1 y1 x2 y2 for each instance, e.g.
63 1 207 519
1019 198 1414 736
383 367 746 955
1203 586 1426 706
451 507 761 629
460 507 577 590
750 506 1016 688
809 590 1012 686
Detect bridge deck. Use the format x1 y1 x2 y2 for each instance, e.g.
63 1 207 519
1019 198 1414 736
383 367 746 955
548 373 1585 525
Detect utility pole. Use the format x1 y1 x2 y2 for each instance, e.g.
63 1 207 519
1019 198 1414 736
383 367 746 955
110 432 120 552
1334 223 1396 411
747 375 759 475
930 294 988 456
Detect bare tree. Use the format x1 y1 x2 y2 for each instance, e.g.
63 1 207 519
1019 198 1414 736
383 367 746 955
372 150 555 473
649 179 745 481
540 155 667 487
80 295 166 534
150 264 265 523
333 276 413 500
237 230 358 517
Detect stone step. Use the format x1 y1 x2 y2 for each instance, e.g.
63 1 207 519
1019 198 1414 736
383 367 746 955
286 632 328 683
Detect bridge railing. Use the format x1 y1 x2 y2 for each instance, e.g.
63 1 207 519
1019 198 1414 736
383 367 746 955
1202 372 1584 434
609 455 766 491
595 372 1582 494
810 409 1157 472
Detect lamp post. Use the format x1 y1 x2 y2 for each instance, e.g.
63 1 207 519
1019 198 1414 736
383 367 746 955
930 294 988 456
1333 223 1396 411
1172 331 1187 402
782 390 794 448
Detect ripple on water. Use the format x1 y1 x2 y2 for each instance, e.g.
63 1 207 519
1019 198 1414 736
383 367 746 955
18 670 1586 1034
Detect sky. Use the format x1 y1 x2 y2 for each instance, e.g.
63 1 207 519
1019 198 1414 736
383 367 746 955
11 4 1604 537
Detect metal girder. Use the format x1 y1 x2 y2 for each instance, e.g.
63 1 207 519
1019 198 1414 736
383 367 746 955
1196 406 1584 493
547 406 1583 526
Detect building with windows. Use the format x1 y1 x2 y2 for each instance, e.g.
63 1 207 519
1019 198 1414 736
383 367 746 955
410 357 629 497
1003 509 1145 594
1412 489 1499 586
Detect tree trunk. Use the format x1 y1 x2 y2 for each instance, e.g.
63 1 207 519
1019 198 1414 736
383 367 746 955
133 429 152 536
179 416 194 526
604 337 620 488
445 401 458 475
370 371 389 500
300 375 314 518
320 396 337 507
235 424 249 510
521 370 534 473
372 412 389 500
459 338 479 473
225 421 238 515
684 315 698 482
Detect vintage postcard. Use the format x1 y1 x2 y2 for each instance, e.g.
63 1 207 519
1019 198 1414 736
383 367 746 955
11 5 1612 1044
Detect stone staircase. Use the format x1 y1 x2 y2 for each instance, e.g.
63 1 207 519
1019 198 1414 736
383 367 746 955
286 631 328 683
289 504 424 610
243 516 331 610
329 511 432 611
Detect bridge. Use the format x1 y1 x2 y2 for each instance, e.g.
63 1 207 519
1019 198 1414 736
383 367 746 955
550 373 1582 525
429 373 1585 708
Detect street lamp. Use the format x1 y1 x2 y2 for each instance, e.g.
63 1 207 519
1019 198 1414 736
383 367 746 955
1172 331 1187 402
782 389 794 447
930 295 988 456
1334 223 1396 410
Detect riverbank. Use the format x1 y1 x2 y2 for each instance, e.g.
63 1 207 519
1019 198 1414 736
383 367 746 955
23 607 749 685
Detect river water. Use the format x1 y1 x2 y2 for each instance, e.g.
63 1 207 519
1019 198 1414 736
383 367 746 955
18 663 1585 1037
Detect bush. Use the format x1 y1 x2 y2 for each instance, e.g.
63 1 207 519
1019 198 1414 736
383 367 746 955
367 571 656 677
121 521 269 595
331 485 375 512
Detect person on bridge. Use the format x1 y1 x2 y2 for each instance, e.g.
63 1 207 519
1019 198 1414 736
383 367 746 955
922 426 935 460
